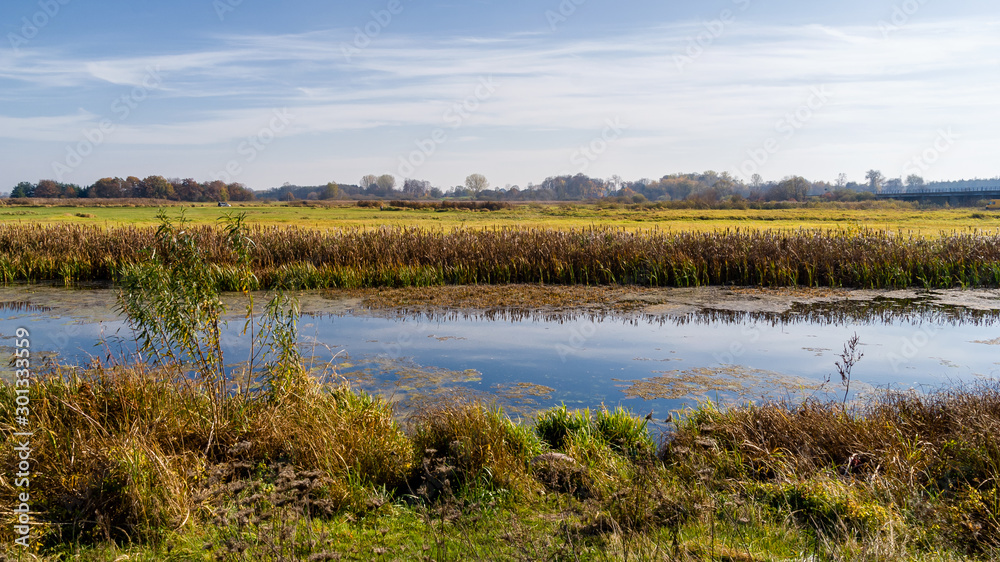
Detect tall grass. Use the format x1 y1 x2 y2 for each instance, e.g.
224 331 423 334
664 385 1000 556
4 372 1000 558
1 223 1000 289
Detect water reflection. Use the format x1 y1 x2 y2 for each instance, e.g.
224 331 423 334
0 287 998 420
343 295 1000 328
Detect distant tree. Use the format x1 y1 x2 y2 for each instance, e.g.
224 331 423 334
836 173 848 189
360 174 379 191
171 178 204 201
60 183 82 198
465 174 489 199
11 182 35 198
204 180 228 201
429 187 444 198
34 179 62 198
767 176 810 201
140 175 175 199
865 169 884 193
124 176 142 198
227 183 254 201
750 173 763 190
89 177 124 198
322 182 340 200
376 174 396 194
608 174 624 195
906 174 925 191
403 178 429 198
884 177 903 191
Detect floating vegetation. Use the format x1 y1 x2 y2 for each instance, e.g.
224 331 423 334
329 355 556 417
0 300 52 313
616 366 820 402
491 382 556 415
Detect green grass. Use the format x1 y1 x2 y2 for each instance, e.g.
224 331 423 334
5 199 1000 234
4 370 1000 560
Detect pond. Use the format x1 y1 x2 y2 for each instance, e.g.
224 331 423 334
2 285 999 422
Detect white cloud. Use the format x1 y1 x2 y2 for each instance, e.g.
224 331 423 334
2 17 999 187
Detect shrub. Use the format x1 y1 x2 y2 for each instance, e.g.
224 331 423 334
411 401 540 493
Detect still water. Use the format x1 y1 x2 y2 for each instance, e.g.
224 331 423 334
2 286 999 420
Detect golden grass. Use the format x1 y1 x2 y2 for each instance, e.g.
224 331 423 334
1 221 1000 289
3 200 1000 234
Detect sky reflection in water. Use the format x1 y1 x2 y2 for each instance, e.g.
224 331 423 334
0 289 998 421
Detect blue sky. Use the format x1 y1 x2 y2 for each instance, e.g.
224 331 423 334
1 0 998 191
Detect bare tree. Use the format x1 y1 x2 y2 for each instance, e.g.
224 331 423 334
465 173 489 199
403 178 429 198
865 169 884 193
360 174 378 191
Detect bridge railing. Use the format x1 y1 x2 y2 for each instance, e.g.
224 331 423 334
877 186 1000 197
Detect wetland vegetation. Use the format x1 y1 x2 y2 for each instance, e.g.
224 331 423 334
2 209 1000 560
3 210 1000 290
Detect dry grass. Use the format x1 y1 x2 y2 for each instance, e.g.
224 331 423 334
663 384 1000 555
0 364 412 547
1 223 1000 289
2 368 999 559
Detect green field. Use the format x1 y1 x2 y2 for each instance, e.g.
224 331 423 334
4 200 1000 234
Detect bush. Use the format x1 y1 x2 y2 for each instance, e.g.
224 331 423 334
535 405 591 450
411 401 540 493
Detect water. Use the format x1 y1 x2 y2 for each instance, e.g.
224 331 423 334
2 286 999 420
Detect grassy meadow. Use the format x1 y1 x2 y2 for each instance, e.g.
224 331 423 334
2 199 1000 234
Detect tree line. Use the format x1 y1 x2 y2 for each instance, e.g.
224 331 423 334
11 171 999 203
10 176 255 202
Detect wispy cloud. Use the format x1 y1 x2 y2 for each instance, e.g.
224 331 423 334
2 17 998 185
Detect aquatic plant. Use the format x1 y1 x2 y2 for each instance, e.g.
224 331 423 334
2 223 1000 289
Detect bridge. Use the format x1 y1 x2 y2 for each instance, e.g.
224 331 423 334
875 186 1000 206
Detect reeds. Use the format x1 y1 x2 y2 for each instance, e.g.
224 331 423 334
664 384 1000 555
1 223 1000 289
4 370 1000 558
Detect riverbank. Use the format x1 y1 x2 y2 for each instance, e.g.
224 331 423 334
2 367 998 560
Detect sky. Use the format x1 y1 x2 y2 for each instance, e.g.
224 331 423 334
1 0 998 191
